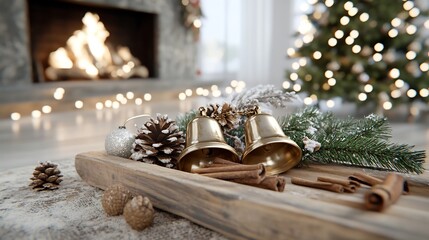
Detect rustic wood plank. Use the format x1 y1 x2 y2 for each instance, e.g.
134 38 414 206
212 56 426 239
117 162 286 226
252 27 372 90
75 151 429 240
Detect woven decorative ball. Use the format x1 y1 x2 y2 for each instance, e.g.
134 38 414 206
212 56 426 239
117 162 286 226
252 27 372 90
101 184 132 216
123 195 154 231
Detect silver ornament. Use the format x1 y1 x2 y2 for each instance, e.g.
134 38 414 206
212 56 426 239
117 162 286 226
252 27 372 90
105 127 135 158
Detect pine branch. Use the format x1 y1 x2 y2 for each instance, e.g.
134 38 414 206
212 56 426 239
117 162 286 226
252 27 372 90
305 135 425 174
280 107 425 174
176 110 197 134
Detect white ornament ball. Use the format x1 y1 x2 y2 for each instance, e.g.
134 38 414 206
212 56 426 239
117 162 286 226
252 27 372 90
105 127 135 158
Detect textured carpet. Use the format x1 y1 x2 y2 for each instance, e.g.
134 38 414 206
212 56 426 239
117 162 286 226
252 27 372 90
0 160 227 240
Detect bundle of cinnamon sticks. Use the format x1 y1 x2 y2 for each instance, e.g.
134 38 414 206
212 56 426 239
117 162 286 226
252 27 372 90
291 176 361 193
191 158 286 192
291 172 409 212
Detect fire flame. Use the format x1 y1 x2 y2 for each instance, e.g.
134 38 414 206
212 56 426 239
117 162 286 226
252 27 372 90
46 12 148 80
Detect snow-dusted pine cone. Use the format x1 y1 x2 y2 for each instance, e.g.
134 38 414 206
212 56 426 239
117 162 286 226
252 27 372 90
29 162 63 191
130 114 185 169
206 103 240 130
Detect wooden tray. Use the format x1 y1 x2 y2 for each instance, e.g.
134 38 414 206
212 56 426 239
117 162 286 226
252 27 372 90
75 151 429 240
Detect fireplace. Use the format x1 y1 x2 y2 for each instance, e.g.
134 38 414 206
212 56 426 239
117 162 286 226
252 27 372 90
27 0 158 82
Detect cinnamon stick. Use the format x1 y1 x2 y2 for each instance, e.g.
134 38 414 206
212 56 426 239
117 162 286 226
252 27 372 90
211 157 239 165
233 176 286 192
200 171 265 183
317 176 360 193
348 172 383 186
364 173 405 212
291 177 344 193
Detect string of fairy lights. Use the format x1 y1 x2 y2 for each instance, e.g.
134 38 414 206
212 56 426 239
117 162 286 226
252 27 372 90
283 0 429 110
9 80 247 121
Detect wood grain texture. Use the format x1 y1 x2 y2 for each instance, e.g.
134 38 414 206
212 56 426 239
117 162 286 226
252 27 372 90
76 151 429 240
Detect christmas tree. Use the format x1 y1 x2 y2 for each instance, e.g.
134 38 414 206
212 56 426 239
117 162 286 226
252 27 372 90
285 0 429 110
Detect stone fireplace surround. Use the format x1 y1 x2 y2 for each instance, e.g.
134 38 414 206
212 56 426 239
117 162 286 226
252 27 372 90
0 0 202 111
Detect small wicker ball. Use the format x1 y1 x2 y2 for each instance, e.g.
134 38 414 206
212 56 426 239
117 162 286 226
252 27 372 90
101 184 132 216
123 195 154 231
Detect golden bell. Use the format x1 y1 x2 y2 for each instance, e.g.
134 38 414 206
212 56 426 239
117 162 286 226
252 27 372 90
242 111 302 175
178 108 239 172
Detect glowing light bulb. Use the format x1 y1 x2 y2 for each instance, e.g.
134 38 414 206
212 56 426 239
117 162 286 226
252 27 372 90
406 51 416 60
409 8 420 18
352 45 361 53
292 62 300 70
406 25 417 35
373 53 382 62
193 19 202 28
325 0 334 7
11 112 21 121
407 89 417 98
293 84 302 92
178 92 186 100
350 30 359 39
374 43 384 52
364 84 373 93
32 110 42 118
299 58 307 66
42 105 52 114
340 16 350 25
391 18 401 27
395 79 404 88
135 98 143 105
326 100 335 108
419 63 429 72
360 13 369 22
420 88 429 97
403 1 414 11
126 91 134 99
389 68 400 78
348 8 358 17
383 101 392 110
116 93 124 101
358 93 367 101
144 93 152 101
344 1 353 11
290 73 298 81
282 81 291 89
313 51 322 59
345 36 354 45
304 97 313 105
327 78 336 86
287 48 296 57
75 100 83 109
105 100 112 108
185 89 193 96
112 101 120 109
325 70 334 78
328 38 337 47
95 102 104 110
335 30 344 39
388 29 398 38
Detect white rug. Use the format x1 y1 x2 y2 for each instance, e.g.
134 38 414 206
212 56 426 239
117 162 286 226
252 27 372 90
0 160 227 240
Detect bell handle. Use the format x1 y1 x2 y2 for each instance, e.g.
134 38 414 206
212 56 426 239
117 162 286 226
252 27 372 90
199 107 207 117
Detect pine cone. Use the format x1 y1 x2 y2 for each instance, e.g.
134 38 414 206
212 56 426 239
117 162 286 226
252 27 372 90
130 114 185 169
29 162 63 191
206 103 240 130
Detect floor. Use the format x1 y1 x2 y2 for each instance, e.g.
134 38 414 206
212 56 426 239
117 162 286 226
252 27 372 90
0 96 428 170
